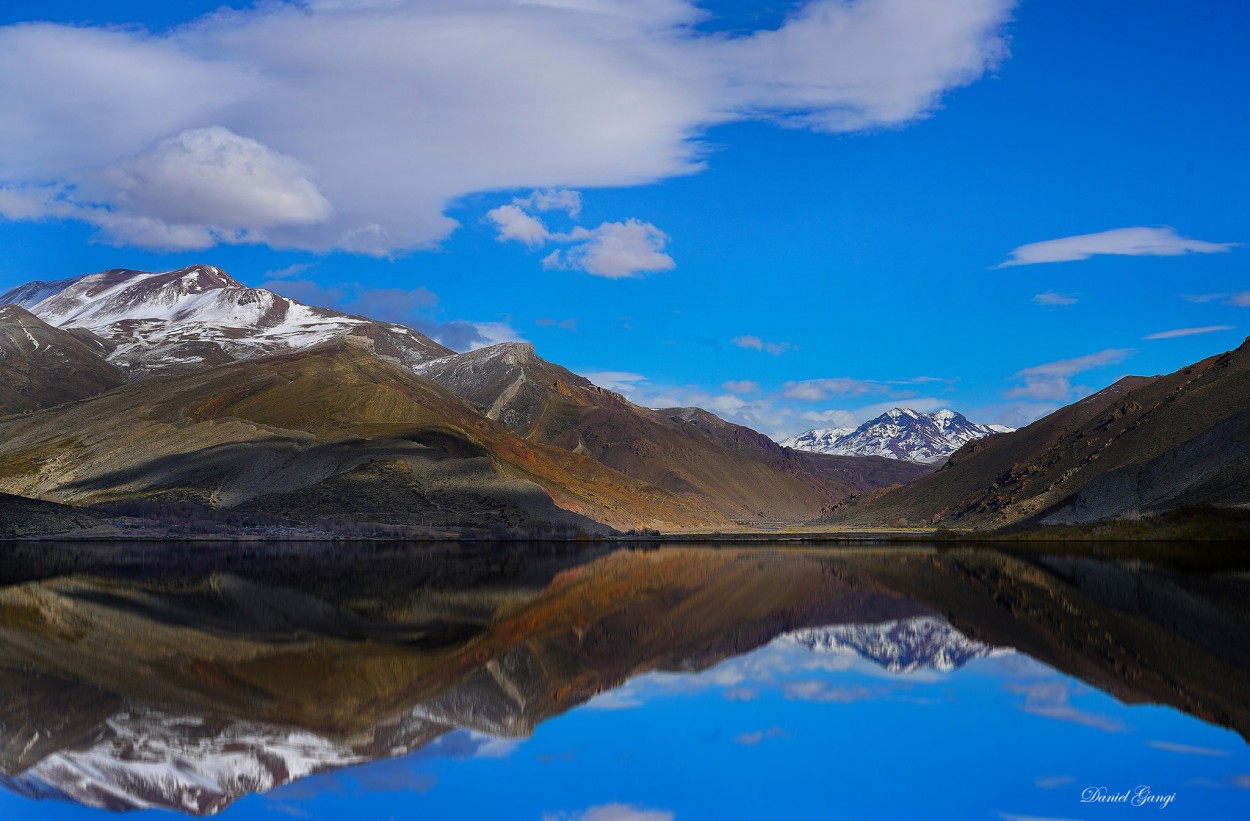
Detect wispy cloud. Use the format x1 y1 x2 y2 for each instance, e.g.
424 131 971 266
260 277 517 351
782 378 887 401
0 0 1015 254
1005 681 1126 732
1004 348 1134 401
1143 325 1234 340
1033 292 1078 306
722 379 760 394
997 226 1239 268
1146 740 1231 757
732 335 793 355
536 317 578 331
782 681 875 703
1182 291 1250 307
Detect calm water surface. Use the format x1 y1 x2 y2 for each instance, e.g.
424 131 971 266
0 541 1247 819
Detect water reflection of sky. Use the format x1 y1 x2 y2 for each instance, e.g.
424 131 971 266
10 626 1245 821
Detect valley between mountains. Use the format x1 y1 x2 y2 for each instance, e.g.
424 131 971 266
1 264 1248 539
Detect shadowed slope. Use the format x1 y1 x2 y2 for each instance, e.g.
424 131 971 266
420 344 929 522
0 339 726 531
0 306 124 415
832 337 1250 529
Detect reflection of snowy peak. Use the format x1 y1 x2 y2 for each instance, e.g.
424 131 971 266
784 616 1010 673
0 707 369 815
780 408 1012 464
0 265 451 376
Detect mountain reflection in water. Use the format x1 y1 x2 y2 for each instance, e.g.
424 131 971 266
0 541 1247 819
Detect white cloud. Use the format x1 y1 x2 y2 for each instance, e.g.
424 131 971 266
997 226 1239 268
1143 325 1234 340
2 126 332 250
517 188 582 218
0 0 1016 254
491 191 674 278
583 371 649 394
487 204 552 246
1033 292 1077 306
1004 348 1134 401
732 335 793 355
469 321 526 349
545 219 675 278
782 377 885 401
722 379 760 394
799 409 860 428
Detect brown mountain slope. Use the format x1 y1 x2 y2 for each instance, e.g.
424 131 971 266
0 338 725 532
0 305 124 415
832 337 1250 529
419 343 928 522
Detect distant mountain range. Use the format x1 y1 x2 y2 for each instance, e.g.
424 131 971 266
781 408 1012 464
783 615 1010 674
0 265 928 535
3 263 1249 535
829 337 1250 530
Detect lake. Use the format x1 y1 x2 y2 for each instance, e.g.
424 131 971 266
0 541 1247 819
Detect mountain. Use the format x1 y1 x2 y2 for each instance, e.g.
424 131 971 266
0 337 743 532
779 426 856 453
0 263 932 532
781 408 1012 464
830 338 1250 529
783 615 1010 674
0 305 124 415
417 344 932 522
0 265 452 376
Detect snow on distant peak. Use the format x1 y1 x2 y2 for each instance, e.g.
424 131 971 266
779 408 1013 464
783 615 1011 674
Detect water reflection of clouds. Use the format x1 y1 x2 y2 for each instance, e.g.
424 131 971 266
543 803 675 821
264 729 514 807
1004 680 1127 733
586 635 953 714
1147 740 1233 757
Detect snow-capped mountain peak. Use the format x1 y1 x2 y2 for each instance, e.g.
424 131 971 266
779 408 1012 464
783 615 1011 674
0 265 453 376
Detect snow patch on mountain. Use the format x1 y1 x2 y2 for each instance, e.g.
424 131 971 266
0 265 451 375
783 615 1011 674
780 408 1012 464
5 706 367 815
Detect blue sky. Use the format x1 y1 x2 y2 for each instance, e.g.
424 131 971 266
1 0 1247 435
